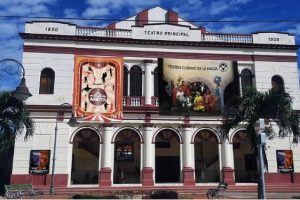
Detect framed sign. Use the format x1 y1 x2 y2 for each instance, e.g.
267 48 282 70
115 143 134 161
74 56 123 122
29 150 50 175
276 150 294 173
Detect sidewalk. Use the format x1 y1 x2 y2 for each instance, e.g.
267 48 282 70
180 192 300 199
2 192 300 199
225 192 300 199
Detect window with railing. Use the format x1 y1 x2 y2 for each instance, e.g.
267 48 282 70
130 65 142 96
39 68 55 94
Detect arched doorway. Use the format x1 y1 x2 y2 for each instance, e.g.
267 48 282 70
113 129 141 184
71 128 100 184
194 129 220 182
232 130 257 183
155 129 181 183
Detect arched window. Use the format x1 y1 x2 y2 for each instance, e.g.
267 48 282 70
123 66 128 96
240 69 253 93
154 67 158 97
130 65 142 96
39 68 55 94
271 75 285 92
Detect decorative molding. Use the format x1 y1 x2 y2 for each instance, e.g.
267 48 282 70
23 45 298 62
21 34 299 50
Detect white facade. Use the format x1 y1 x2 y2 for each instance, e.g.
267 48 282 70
11 7 300 188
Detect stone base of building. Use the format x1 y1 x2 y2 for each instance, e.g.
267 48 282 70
222 167 235 185
10 174 68 186
183 167 195 186
142 167 154 186
99 168 112 186
265 172 300 184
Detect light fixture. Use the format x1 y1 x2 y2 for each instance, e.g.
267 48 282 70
0 59 32 101
50 103 77 195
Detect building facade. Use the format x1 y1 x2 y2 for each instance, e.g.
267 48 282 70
11 7 300 190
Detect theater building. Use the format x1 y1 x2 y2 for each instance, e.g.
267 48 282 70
11 7 300 191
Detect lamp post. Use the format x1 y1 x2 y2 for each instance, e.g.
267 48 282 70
49 103 78 195
0 59 32 101
256 118 266 199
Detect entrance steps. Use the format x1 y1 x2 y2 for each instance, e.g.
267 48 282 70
35 184 300 195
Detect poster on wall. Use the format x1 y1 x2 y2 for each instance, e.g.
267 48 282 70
29 150 50 175
74 56 123 122
158 58 239 115
115 143 134 161
276 150 294 173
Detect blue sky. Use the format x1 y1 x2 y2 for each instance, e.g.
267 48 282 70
0 0 300 90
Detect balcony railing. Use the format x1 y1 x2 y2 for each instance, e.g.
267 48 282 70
76 27 254 43
201 33 253 43
123 96 144 107
123 96 159 107
76 27 132 38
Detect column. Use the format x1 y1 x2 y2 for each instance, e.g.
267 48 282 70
99 124 113 186
182 125 195 186
222 139 235 185
142 124 154 186
143 60 153 106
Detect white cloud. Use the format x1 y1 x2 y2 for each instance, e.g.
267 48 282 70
0 0 56 16
287 23 300 35
173 0 253 20
0 23 19 39
209 1 231 15
82 7 110 18
82 0 159 18
64 8 79 18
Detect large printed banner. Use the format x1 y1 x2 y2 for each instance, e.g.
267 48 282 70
276 150 294 173
158 58 239 115
29 150 50 175
74 56 123 122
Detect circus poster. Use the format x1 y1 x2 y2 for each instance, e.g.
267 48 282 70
74 56 123 122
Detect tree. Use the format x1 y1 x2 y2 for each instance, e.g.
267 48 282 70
221 85 300 166
0 91 34 154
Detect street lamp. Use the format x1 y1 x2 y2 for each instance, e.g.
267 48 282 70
49 103 78 195
0 59 32 101
256 118 266 199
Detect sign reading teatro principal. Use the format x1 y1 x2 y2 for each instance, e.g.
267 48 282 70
132 24 202 41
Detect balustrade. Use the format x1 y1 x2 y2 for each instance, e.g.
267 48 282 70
201 33 253 43
76 27 132 38
76 27 254 43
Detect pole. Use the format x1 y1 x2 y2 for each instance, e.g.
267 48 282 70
50 113 58 195
257 143 266 199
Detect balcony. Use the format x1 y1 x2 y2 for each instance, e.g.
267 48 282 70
123 96 159 107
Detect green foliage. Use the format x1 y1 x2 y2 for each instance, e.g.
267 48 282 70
222 86 299 146
0 91 34 154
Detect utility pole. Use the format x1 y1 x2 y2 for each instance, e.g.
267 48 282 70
256 118 266 199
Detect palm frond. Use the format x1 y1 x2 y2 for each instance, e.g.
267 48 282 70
0 91 35 153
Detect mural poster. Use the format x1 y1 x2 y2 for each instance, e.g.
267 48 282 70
29 150 50 175
276 150 294 173
158 58 239 115
74 56 123 122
